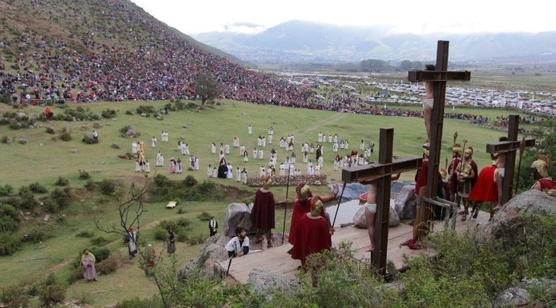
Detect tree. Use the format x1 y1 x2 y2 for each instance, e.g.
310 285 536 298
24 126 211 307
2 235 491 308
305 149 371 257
193 73 219 105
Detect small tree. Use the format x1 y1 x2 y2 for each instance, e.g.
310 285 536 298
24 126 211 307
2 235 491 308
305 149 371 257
193 73 219 105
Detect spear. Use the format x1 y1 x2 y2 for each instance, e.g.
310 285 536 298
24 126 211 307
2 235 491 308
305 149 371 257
332 182 348 228
515 136 527 194
281 162 291 244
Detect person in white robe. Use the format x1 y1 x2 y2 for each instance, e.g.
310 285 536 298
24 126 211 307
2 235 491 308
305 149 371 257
151 137 157 148
212 167 218 178
219 151 225 160
177 141 182 152
194 157 200 170
240 169 248 184
227 164 233 179
291 152 296 164
161 130 169 142
144 161 151 173
257 136 262 147
248 124 253 135
262 137 266 147
132 142 138 155
314 165 321 175
176 159 183 174
207 165 213 177
359 140 365 150
309 144 315 153
332 143 339 153
318 155 324 167
236 167 241 181
279 163 286 176
252 147 258 159
211 143 217 154
219 143 224 153
259 166 266 177
239 145 246 155
184 144 190 155
333 134 338 143
302 152 308 163
345 140 349 149
135 160 141 173
328 135 333 143
156 152 164 167
225 144 230 154
258 149 264 160
243 151 249 162
268 134 273 144
318 132 323 143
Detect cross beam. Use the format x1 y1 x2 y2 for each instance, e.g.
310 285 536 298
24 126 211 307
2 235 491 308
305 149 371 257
407 40 471 240
486 115 536 204
341 128 422 275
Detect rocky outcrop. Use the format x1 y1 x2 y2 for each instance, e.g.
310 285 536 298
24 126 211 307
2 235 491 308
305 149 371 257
493 278 556 308
223 203 253 237
247 269 299 301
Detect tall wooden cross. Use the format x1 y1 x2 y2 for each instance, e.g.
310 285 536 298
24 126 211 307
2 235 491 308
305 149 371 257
408 40 471 239
486 115 536 204
342 128 422 275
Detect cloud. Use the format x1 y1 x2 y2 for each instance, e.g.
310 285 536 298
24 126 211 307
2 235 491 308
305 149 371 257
223 22 267 34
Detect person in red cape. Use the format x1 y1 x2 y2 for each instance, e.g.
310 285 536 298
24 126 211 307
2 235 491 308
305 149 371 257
288 183 335 247
531 154 555 195
468 154 499 221
291 200 332 267
250 176 276 248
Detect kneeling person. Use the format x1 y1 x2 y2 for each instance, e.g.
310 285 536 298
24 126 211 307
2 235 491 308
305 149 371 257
225 227 250 258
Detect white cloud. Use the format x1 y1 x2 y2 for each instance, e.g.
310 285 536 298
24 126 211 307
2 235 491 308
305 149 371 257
131 0 556 34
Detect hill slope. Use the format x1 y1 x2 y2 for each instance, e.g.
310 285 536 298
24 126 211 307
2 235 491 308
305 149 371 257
0 0 308 104
194 20 556 64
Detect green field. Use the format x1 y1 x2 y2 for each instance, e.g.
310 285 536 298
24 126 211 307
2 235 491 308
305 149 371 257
0 100 531 306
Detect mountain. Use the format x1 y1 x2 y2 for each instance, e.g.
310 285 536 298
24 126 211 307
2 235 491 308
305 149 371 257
0 0 306 104
194 20 556 64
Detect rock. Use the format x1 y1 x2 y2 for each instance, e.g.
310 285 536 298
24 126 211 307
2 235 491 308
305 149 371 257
333 183 367 203
111 143 120 149
352 200 400 228
493 278 556 308
178 234 230 280
223 203 253 237
71 148 79 154
82 133 98 144
126 128 138 138
395 184 417 220
247 269 299 301
17 137 27 144
15 112 27 120
93 123 102 129
483 190 556 238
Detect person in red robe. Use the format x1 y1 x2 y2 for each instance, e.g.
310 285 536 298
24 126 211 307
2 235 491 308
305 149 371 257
250 177 276 248
291 200 332 267
531 154 555 196
288 183 335 246
469 154 498 221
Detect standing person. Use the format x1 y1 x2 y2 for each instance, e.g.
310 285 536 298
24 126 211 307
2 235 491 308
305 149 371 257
250 177 276 248
127 227 138 258
81 249 97 282
494 137 508 210
248 124 253 135
209 216 218 236
291 200 332 267
456 146 478 221
155 151 164 167
468 155 499 221
225 227 250 257
167 230 176 255
288 184 335 247
151 136 157 148
447 144 462 202
422 64 435 145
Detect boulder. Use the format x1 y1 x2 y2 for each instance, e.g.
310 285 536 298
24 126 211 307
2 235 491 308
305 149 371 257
395 184 417 220
332 183 367 203
494 278 556 308
352 199 400 228
17 137 27 144
126 128 138 138
247 269 299 301
483 190 556 238
82 133 98 144
224 203 253 237
111 143 120 149
92 123 102 129
178 235 229 280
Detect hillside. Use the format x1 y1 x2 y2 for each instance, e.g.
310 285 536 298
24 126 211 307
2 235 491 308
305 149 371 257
0 0 308 104
194 20 556 64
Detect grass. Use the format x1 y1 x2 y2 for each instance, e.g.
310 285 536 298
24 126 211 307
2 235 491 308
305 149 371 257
0 99 534 306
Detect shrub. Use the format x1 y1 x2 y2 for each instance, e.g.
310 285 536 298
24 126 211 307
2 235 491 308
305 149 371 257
49 187 73 209
0 232 21 255
197 211 212 221
183 175 198 187
38 275 66 307
45 127 55 134
29 182 48 194
90 236 109 246
75 230 95 238
99 179 116 195
21 228 53 243
0 184 13 196
116 296 163 308
84 180 96 191
96 254 120 275
90 247 110 263
0 204 19 233
41 197 60 213
177 208 186 214
186 234 205 246
55 176 69 186
101 109 117 119
0 284 29 307
78 169 90 180
124 110 134 115
0 136 9 144
17 186 39 210
59 130 72 141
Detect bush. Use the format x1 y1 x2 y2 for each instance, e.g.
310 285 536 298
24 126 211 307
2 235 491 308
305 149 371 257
21 228 53 243
0 136 9 144
84 180 96 191
183 175 198 187
186 234 205 245
17 186 39 210
125 110 134 115
101 109 117 119
75 230 95 238
0 284 29 307
116 296 163 308
0 232 21 255
30 182 48 194
90 247 111 263
78 169 90 180
0 204 19 232
59 130 72 141
197 211 212 221
45 127 55 134
41 196 60 213
0 184 13 196
49 187 73 209
99 179 116 195
96 254 120 275
55 176 69 186
90 236 109 246
38 275 66 307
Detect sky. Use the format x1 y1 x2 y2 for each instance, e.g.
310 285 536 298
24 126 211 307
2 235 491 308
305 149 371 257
131 0 556 35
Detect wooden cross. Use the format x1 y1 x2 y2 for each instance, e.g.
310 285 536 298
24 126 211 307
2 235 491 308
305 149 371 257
486 115 536 204
342 128 422 275
408 40 471 239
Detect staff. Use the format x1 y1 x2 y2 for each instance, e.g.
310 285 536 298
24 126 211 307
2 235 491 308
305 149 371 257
331 182 348 228
281 162 291 244
515 136 527 194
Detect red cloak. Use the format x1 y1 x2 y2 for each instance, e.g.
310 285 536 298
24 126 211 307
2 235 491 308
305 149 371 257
250 189 275 230
469 165 498 203
291 214 332 265
415 159 429 194
288 196 327 245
